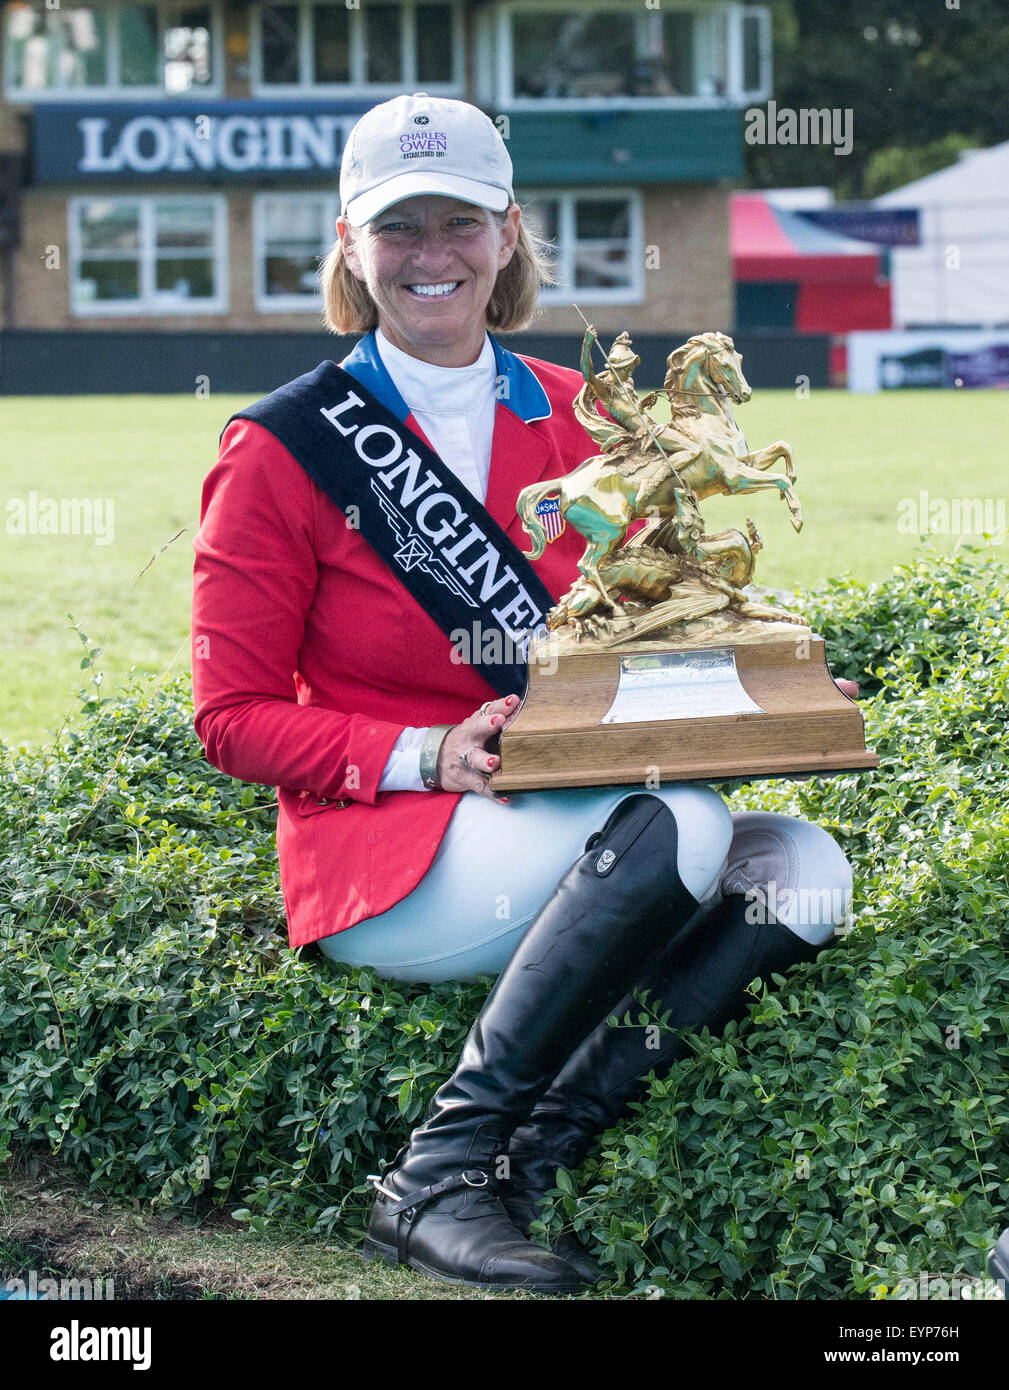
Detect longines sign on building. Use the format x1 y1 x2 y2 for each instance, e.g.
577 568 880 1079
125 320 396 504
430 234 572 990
32 102 367 181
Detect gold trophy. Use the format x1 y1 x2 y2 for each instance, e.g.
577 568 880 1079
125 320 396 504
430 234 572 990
492 325 877 791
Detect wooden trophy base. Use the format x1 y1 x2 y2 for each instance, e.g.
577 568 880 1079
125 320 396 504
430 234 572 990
491 632 877 792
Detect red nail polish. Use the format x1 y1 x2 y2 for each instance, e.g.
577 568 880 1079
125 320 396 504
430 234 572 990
491 716 500 726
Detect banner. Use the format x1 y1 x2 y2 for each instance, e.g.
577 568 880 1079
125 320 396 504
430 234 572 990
798 207 921 247
848 330 1009 392
32 101 367 183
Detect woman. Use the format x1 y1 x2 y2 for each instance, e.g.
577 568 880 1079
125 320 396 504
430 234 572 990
192 93 856 1295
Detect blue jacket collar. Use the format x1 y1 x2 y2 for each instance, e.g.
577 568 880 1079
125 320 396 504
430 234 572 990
338 331 410 421
491 335 552 423
339 330 552 425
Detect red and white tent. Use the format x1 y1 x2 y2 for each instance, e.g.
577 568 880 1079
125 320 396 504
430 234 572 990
731 192 892 333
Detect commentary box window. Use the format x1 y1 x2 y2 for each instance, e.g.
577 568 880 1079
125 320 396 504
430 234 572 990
2 1 222 99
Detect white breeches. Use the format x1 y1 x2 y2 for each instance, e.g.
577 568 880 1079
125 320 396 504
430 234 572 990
319 785 853 983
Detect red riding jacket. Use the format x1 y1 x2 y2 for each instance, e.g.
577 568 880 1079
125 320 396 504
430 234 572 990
191 330 600 948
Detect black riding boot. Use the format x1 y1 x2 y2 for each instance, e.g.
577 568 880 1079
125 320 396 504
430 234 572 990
363 794 700 1293
500 892 831 1282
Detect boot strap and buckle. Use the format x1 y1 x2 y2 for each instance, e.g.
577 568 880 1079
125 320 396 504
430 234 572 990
365 1174 400 1201
368 1169 491 1266
367 1168 489 1221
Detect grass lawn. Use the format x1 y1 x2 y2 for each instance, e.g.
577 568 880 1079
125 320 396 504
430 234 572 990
0 1149 557 1301
2 388 1006 749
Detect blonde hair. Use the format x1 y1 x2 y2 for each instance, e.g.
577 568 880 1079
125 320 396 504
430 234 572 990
319 204 556 336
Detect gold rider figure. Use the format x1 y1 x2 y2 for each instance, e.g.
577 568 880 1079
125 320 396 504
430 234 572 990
573 326 705 545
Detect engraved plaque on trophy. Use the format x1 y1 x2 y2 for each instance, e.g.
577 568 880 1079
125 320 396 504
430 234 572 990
491 327 877 792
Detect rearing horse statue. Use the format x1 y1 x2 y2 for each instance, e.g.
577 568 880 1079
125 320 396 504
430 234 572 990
517 329 802 619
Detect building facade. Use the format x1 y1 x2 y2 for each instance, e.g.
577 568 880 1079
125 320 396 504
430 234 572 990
0 1 770 351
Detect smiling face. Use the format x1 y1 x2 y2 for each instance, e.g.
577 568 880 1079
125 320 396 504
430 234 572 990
337 195 521 366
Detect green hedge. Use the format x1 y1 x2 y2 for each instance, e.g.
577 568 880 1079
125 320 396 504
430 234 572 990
2 545 1007 1298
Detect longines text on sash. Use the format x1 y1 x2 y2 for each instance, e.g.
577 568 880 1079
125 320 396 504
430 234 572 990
320 390 545 637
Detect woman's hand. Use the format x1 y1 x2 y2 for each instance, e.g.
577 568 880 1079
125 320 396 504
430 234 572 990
436 695 522 800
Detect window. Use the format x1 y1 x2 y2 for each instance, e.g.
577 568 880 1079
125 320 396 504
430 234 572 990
253 0 462 92
254 193 336 311
365 4 402 84
661 11 698 97
738 5 771 101
501 2 770 105
520 190 643 304
70 195 227 315
314 4 350 82
512 13 635 100
260 5 299 84
3 2 219 97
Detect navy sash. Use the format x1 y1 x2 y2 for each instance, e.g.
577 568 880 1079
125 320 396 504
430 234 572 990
226 361 555 698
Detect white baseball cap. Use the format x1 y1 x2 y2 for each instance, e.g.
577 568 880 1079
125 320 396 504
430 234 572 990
340 93 514 226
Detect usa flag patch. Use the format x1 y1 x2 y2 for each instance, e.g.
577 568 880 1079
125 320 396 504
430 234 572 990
535 494 565 542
